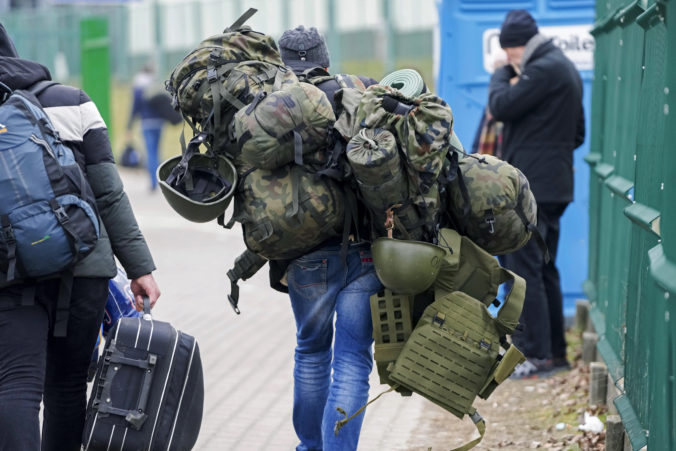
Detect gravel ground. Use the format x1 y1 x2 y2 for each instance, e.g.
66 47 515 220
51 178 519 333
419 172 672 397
401 331 610 451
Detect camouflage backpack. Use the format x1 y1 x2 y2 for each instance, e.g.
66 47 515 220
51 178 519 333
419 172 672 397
445 153 547 257
166 8 293 155
228 164 345 260
345 128 421 239
233 82 336 169
351 85 454 241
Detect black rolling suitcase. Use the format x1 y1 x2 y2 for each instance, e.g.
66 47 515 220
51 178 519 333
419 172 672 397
82 302 204 450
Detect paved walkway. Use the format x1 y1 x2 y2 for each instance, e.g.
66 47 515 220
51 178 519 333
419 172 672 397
119 168 475 450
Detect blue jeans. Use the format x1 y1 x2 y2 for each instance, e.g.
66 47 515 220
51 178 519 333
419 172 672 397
142 126 162 190
287 242 383 451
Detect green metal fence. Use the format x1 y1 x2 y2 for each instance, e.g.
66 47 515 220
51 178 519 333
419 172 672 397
586 0 675 449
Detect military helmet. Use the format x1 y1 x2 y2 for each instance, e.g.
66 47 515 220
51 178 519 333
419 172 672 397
158 153 237 223
372 237 445 295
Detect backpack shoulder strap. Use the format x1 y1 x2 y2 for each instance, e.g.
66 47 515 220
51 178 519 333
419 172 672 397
27 80 59 99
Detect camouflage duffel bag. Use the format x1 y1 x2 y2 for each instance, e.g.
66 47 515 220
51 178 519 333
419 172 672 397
234 82 336 170
354 84 454 197
345 128 423 239
235 165 345 260
447 154 541 256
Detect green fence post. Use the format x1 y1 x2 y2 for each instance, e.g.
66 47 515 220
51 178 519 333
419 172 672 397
382 0 394 74
326 0 341 73
80 17 111 138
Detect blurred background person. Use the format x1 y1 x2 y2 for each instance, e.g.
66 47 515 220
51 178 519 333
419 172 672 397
126 63 165 191
488 9 585 379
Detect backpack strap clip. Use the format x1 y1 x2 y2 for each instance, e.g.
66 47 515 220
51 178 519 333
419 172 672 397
51 202 69 223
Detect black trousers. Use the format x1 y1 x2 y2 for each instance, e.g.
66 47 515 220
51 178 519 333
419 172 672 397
501 202 568 361
0 277 108 451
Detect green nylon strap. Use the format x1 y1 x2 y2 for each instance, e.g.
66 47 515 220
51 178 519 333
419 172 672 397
207 65 222 140
272 66 286 91
448 408 486 451
494 268 526 336
285 166 303 220
334 385 399 436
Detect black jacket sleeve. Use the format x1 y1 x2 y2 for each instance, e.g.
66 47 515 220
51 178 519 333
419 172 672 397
488 63 552 122
574 103 585 149
77 90 156 279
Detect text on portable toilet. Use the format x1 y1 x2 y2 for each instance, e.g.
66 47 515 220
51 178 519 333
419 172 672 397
482 25 595 73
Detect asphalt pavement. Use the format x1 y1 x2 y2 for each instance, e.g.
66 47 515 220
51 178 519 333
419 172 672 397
118 167 472 450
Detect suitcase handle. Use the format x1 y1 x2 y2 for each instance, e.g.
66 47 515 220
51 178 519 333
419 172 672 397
142 295 152 320
94 341 158 430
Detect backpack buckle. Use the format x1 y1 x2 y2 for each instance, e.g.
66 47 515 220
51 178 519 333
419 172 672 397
48 199 69 223
207 66 218 84
432 312 446 327
1 224 15 244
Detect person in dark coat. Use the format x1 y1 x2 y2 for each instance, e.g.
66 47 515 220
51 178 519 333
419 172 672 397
488 9 585 379
0 23 161 450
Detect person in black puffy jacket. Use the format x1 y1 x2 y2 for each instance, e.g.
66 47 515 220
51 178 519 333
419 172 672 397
0 23 161 451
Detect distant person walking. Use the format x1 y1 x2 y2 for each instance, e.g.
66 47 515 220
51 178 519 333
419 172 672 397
488 9 585 378
127 63 165 191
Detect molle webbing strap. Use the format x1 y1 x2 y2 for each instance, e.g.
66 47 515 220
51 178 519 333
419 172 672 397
293 126 305 165
448 408 486 451
285 166 303 220
207 61 223 140
226 249 267 314
223 7 258 32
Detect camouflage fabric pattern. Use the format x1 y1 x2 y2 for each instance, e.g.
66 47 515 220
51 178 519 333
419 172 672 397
237 165 344 260
355 85 454 197
347 128 401 186
168 28 285 121
449 154 537 255
333 87 366 140
234 82 336 170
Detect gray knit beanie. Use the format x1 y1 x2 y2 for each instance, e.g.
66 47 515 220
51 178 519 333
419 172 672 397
278 25 330 71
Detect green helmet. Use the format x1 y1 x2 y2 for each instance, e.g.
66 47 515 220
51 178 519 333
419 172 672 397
158 152 237 223
372 238 445 295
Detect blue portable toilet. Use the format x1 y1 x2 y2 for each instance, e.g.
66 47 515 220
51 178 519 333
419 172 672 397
436 0 595 318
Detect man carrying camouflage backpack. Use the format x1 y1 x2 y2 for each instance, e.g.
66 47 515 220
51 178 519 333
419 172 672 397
274 25 382 451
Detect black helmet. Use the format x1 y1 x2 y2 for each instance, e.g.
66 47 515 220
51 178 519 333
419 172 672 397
158 134 237 223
